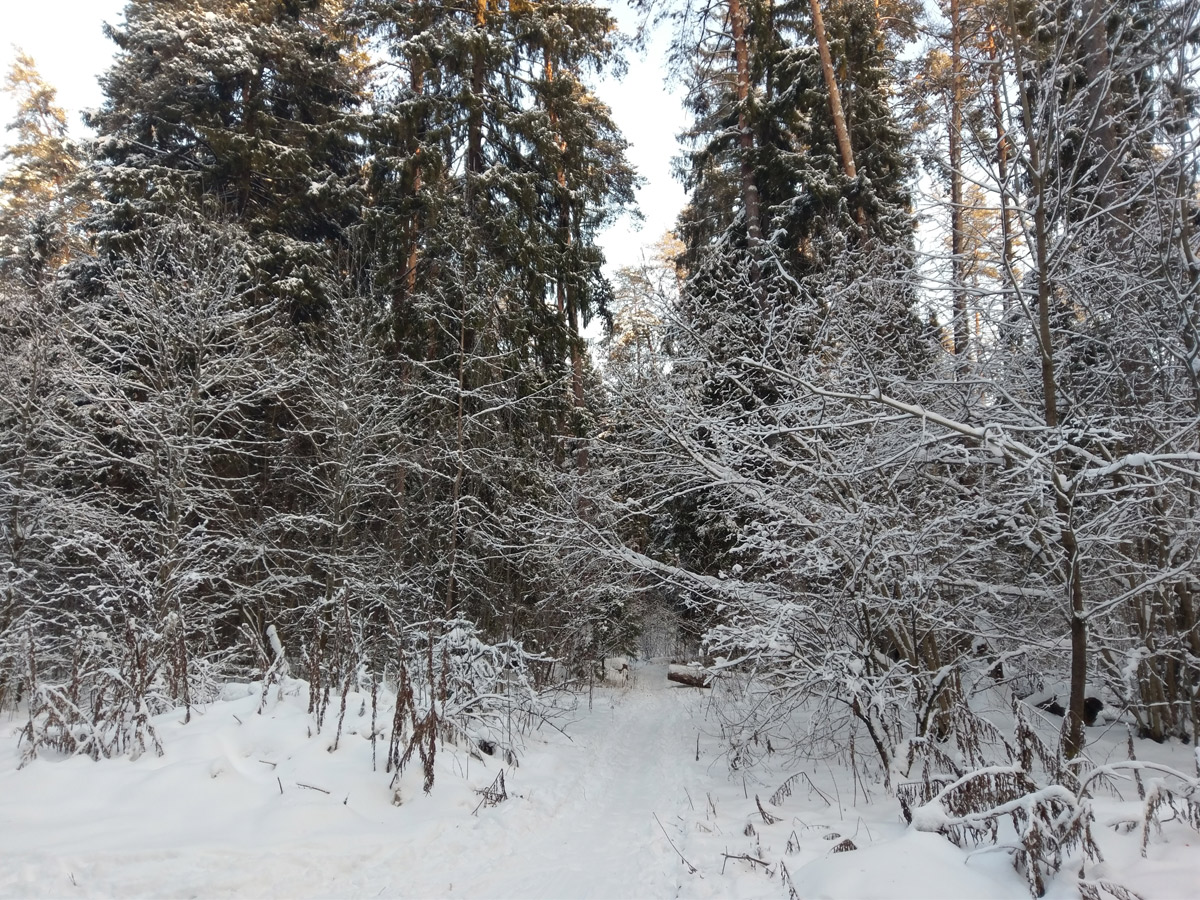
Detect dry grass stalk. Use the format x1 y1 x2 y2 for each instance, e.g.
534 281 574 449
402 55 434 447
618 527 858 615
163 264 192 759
472 769 508 814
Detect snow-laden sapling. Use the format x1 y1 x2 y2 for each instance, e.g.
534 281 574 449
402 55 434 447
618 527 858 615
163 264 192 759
1076 755 1200 860
19 622 164 765
904 699 1108 898
386 619 544 793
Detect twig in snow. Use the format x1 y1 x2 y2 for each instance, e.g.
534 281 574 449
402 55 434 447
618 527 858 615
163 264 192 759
527 710 575 742
654 812 699 875
472 770 508 815
720 852 769 875
297 782 330 794
853 816 874 843
770 771 831 808
277 777 283 794
1128 728 1145 801
258 759 276 769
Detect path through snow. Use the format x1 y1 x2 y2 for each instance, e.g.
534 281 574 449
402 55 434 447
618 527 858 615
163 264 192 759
0 664 712 899
402 663 699 898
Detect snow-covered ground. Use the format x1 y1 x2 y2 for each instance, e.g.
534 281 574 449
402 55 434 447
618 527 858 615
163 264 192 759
1 664 1196 899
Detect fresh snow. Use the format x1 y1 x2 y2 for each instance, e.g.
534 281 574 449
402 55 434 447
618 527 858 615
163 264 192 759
1 664 1197 899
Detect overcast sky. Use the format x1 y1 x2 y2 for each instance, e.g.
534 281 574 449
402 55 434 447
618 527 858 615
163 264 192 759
0 0 685 275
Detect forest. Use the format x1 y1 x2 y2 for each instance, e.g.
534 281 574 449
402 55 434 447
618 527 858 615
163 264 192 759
1 1 1200 897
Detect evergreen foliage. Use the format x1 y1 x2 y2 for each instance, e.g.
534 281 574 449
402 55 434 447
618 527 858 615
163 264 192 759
0 53 87 290
83 0 366 319
675 0 914 273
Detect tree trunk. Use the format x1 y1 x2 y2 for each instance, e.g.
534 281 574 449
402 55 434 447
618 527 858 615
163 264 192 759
406 61 425 299
1078 0 1123 226
809 0 856 181
543 48 589 474
668 665 712 688
949 0 968 368
1008 0 1086 758
986 24 1018 349
467 0 488 197
728 0 763 245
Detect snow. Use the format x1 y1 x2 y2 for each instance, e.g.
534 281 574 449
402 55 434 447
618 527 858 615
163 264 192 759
2 664 1198 899
796 830 1018 900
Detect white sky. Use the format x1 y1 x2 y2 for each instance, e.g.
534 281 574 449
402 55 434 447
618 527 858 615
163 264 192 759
0 0 685 276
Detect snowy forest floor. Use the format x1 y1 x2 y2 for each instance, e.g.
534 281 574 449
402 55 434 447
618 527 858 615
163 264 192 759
1 663 1198 899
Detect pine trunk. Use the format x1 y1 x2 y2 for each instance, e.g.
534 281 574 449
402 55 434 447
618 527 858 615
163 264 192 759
468 0 488 193
728 0 763 245
809 0 856 181
950 0 968 367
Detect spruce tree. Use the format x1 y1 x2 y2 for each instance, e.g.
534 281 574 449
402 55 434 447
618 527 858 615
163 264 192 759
351 0 635 644
676 0 915 276
647 0 930 631
84 0 366 320
359 0 635 369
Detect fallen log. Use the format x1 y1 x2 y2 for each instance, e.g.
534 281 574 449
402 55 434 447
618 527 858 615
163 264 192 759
668 664 712 688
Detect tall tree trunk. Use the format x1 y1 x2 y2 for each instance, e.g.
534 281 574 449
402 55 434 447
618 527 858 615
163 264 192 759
467 0 488 199
1078 0 1123 227
406 61 425 299
987 24 1018 349
728 0 763 245
238 70 257 218
445 301 468 618
949 0 968 368
543 48 589 474
809 0 856 181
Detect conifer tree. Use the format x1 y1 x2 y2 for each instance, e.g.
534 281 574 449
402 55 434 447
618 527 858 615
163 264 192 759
84 0 366 320
0 53 87 292
352 0 634 643
359 0 634 371
674 0 916 276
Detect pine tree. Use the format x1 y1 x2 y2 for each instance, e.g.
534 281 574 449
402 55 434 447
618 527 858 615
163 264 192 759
629 0 934 695
0 53 87 291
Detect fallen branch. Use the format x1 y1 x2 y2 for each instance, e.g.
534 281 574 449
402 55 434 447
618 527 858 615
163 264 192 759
720 852 769 875
668 665 712 688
